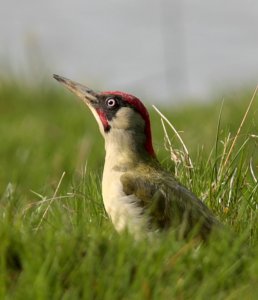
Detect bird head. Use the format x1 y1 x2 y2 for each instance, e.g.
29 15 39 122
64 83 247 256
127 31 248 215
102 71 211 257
53 74 156 157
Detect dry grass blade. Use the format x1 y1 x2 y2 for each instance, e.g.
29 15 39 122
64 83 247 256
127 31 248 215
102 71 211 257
160 118 179 164
250 157 257 184
23 194 75 214
221 85 258 172
152 105 193 169
35 171 66 231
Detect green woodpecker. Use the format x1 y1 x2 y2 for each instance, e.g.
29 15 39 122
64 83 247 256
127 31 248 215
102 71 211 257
54 74 221 240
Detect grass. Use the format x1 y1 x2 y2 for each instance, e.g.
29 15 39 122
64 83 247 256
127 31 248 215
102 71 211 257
0 78 258 299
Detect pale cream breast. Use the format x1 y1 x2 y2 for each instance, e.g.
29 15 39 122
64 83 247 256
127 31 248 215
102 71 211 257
102 154 149 238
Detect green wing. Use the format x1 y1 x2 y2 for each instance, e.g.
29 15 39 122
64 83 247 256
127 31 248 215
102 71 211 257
120 169 221 239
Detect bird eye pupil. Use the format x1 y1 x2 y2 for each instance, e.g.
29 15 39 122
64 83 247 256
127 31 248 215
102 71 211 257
106 98 116 108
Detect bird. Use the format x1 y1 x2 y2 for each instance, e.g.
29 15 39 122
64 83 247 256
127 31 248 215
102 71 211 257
53 74 222 240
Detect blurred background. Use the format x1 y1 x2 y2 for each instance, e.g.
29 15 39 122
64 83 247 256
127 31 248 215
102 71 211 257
1 0 258 103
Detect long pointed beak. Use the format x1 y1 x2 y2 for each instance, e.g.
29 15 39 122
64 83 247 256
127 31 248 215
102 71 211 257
53 74 99 107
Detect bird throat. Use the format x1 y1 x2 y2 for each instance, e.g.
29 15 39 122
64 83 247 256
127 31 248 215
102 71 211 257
104 128 154 170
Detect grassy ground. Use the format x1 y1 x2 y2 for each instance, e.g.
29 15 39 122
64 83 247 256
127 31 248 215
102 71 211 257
0 78 257 299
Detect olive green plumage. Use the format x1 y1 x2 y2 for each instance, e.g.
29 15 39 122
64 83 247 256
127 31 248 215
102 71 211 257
121 160 221 240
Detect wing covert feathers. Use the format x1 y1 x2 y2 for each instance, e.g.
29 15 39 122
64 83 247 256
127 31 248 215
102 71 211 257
120 167 221 240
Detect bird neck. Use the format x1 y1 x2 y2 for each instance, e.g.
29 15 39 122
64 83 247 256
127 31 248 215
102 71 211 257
104 128 155 170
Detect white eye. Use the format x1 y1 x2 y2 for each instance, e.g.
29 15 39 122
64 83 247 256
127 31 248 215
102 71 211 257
106 98 117 108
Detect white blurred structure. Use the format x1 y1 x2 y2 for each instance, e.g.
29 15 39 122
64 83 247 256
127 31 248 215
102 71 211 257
0 0 258 102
